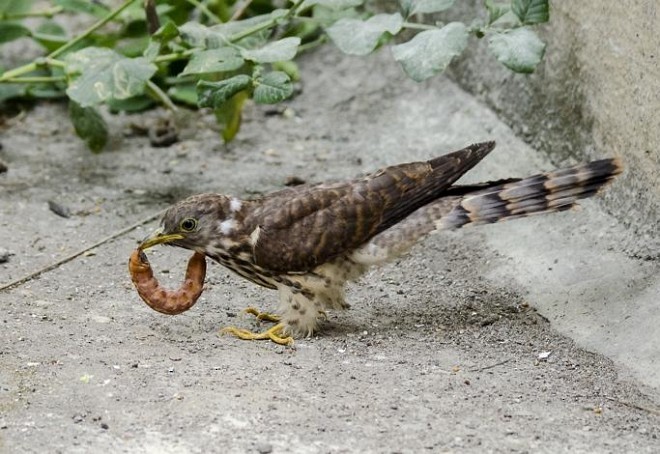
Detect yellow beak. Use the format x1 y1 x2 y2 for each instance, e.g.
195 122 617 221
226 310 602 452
139 227 185 250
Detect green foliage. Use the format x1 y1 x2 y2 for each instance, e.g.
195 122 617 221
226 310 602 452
68 101 108 152
242 37 301 63
253 71 293 104
488 27 545 73
181 48 244 75
0 0 550 151
65 47 157 106
400 0 455 17
511 0 549 25
54 0 110 19
0 22 31 43
326 13 403 56
392 22 468 82
198 76 252 108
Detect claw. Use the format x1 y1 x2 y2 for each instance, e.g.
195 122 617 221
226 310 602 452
243 306 281 323
221 323 294 346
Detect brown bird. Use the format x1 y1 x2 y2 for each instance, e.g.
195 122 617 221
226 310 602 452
139 142 622 345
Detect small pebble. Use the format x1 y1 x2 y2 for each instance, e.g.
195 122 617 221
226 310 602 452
255 442 273 454
284 175 306 186
48 200 71 218
0 248 11 263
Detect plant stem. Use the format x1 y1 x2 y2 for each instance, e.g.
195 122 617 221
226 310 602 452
229 0 304 43
185 0 222 24
402 22 438 31
49 0 138 59
154 49 196 64
298 35 327 53
45 58 67 68
146 80 178 111
228 17 277 43
0 0 138 82
2 76 67 84
0 63 38 81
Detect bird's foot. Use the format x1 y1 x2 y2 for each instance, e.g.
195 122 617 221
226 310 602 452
243 306 281 323
221 323 294 346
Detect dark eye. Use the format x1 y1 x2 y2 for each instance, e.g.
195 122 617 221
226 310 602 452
180 218 197 232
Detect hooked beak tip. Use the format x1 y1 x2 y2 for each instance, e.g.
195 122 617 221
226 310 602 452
139 228 184 250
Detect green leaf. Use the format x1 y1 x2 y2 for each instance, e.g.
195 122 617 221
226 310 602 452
392 22 468 82
400 0 454 17
143 40 161 60
0 0 34 15
68 101 108 153
107 95 154 113
54 0 110 18
488 27 545 73
0 22 31 44
272 60 300 82
32 21 68 52
207 10 286 46
300 0 364 11
0 82 26 103
197 75 252 108
143 19 179 60
22 86 64 100
327 13 403 56
511 0 549 25
312 4 361 27
179 22 212 48
153 21 179 43
65 48 157 106
181 48 245 75
168 84 198 107
484 0 510 24
242 37 301 63
214 90 248 142
181 15 273 50
253 71 293 104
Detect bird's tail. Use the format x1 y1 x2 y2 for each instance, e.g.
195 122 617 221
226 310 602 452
352 158 622 267
436 158 623 230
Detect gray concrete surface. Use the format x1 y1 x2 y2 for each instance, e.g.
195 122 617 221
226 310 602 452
1 45 659 452
445 0 660 259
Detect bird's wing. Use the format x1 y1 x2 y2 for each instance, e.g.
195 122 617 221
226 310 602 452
245 142 496 272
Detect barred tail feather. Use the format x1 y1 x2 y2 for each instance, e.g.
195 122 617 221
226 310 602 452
436 158 623 230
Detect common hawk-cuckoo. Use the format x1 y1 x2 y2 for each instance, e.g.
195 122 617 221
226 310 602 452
139 142 622 344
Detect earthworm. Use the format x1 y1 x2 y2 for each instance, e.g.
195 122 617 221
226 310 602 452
128 249 206 315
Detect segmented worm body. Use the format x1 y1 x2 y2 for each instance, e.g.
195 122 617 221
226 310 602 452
129 249 206 315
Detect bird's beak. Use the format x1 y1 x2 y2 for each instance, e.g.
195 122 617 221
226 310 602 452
139 227 185 250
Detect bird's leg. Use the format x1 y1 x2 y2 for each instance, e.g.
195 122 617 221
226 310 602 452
221 324 294 346
243 306 281 323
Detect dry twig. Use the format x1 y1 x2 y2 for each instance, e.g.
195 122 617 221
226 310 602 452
468 358 512 373
0 209 166 292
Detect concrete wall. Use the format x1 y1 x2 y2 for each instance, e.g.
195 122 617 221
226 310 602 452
444 0 659 259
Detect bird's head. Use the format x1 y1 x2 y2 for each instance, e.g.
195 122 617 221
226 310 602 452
139 193 232 252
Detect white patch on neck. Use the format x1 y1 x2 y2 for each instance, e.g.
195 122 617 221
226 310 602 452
249 226 261 246
229 198 242 213
219 218 236 235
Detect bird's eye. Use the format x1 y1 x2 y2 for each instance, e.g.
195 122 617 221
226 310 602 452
180 218 197 232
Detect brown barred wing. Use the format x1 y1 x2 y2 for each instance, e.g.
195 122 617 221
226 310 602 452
248 142 496 272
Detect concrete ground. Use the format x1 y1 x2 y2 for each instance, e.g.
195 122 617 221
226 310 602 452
1 48 658 453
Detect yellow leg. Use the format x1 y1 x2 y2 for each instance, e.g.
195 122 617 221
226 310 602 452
221 323 294 346
243 306 281 323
